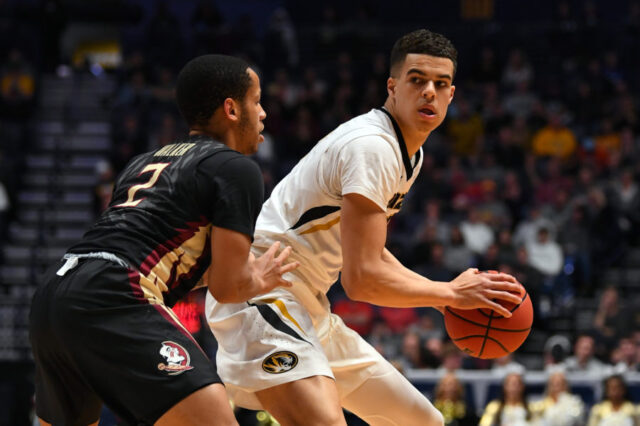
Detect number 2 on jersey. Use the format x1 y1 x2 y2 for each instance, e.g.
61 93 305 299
114 163 170 207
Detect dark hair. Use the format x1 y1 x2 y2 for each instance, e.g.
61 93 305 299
389 29 458 78
176 54 252 127
603 374 629 401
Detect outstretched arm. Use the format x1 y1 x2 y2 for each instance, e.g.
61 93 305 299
207 226 299 303
340 193 522 317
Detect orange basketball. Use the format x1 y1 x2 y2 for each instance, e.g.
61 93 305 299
444 282 533 359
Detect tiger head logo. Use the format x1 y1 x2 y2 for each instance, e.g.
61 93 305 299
262 351 298 374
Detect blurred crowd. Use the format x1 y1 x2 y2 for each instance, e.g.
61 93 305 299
1 0 640 423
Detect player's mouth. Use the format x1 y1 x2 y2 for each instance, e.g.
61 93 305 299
418 105 437 119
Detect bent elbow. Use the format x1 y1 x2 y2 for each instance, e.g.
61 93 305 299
341 271 371 302
208 283 238 304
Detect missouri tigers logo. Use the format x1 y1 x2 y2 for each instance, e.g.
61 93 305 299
262 351 298 374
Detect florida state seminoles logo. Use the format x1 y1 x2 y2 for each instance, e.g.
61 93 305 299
262 351 298 374
157 341 194 375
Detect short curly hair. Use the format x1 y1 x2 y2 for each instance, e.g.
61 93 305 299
176 54 252 127
390 29 458 78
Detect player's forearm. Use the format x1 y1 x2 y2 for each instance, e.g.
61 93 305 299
208 265 256 303
342 249 455 308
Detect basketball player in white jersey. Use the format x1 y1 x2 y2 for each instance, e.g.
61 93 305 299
206 29 524 426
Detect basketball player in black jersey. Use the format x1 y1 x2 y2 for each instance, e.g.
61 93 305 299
29 55 298 426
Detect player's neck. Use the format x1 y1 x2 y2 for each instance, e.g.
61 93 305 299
382 100 431 158
188 128 237 150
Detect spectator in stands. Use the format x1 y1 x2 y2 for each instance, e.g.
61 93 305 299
480 372 533 425
558 203 592 290
415 242 455 283
0 47 35 119
366 319 398 360
438 342 464 373
502 49 534 91
531 108 578 161
611 168 640 241
543 335 572 372
397 331 426 370
414 198 450 245
592 286 626 359
513 206 556 248
446 96 484 157
407 312 444 342
530 370 585 426
476 179 512 230
563 334 607 373
610 336 638 373
460 207 495 256
502 80 539 120
526 227 568 310
526 227 563 278
444 225 475 274
587 374 639 426
587 187 626 282
477 241 501 272
495 228 517 266
264 8 299 70
433 372 479 426
491 353 525 377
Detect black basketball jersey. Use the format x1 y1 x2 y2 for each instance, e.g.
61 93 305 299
68 134 264 306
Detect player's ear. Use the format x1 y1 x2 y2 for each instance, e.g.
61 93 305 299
448 85 455 104
386 77 396 96
222 98 239 123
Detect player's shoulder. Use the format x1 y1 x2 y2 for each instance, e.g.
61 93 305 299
330 110 398 152
339 109 396 140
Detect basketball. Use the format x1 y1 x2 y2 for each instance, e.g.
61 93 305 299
444 280 533 359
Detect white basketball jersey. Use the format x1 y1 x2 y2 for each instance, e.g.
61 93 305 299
254 108 423 295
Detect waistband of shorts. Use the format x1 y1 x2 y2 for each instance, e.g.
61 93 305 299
63 252 129 269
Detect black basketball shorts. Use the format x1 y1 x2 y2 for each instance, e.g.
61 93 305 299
29 258 222 425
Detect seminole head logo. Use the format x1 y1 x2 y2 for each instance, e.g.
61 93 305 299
157 341 194 375
262 351 298 374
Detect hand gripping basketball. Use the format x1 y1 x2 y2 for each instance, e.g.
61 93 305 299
444 270 533 359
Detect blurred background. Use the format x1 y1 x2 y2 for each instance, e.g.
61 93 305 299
1 0 639 424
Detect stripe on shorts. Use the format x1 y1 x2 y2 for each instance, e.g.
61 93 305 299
249 302 312 345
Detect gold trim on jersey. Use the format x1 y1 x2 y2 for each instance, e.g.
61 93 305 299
299 216 341 235
261 298 307 336
137 224 211 302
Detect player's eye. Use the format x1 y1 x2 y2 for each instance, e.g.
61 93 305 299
436 81 448 88
411 77 423 85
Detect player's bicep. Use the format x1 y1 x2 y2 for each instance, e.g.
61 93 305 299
340 193 388 292
208 225 252 299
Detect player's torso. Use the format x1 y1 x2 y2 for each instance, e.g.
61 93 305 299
69 135 231 305
255 109 423 293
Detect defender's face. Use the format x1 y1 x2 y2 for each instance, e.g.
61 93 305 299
237 68 267 155
387 53 455 135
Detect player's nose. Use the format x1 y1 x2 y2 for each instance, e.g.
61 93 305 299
422 81 436 99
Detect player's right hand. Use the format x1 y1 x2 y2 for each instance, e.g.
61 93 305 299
250 241 300 295
448 268 524 318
